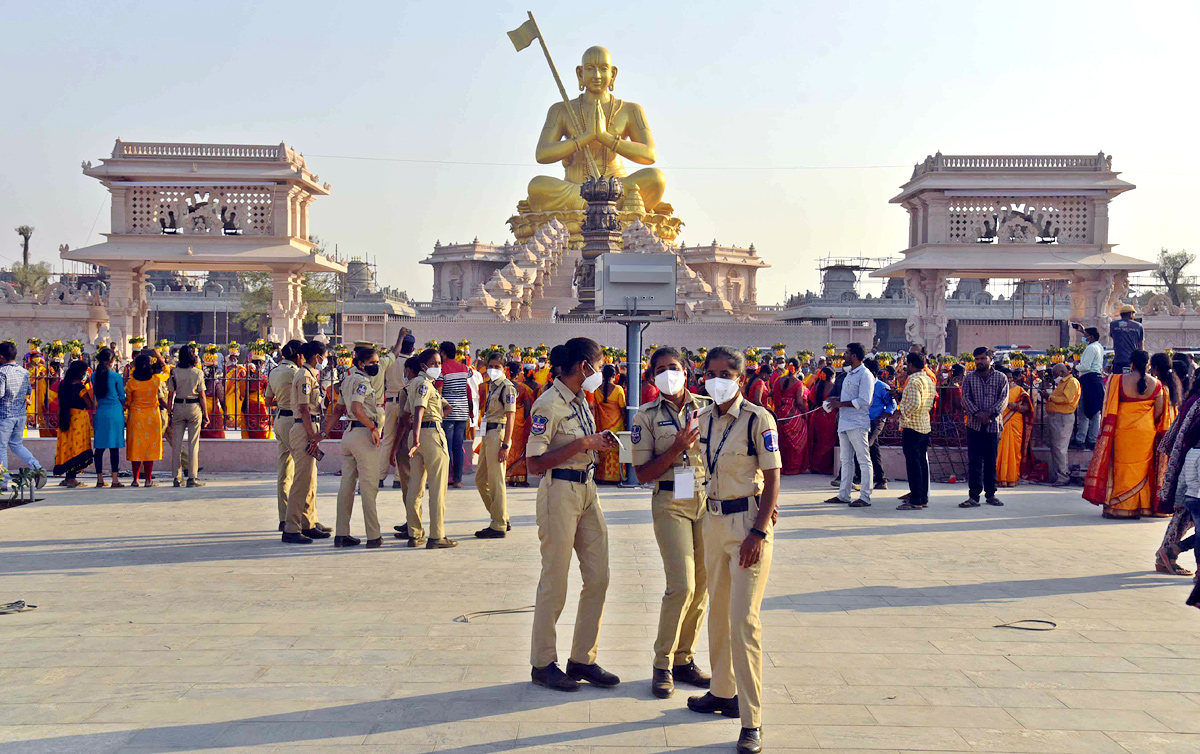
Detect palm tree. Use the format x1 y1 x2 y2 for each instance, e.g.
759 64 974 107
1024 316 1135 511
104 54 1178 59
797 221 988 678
15 225 33 267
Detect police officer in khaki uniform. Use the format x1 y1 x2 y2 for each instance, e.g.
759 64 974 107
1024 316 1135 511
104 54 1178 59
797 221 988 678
631 346 713 699
283 341 330 543
324 345 384 548
475 349 517 538
527 338 620 692
379 329 414 489
404 348 456 549
266 340 302 529
686 346 780 754
166 345 208 488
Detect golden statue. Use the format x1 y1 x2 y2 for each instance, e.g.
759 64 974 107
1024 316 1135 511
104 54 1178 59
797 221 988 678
506 23 682 245
528 46 665 215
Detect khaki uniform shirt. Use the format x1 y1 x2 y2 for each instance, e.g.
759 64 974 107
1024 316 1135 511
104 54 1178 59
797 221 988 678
527 379 597 471
337 367 379 423
371 352 394 408
483 376 518 424
167 366 204 400
406 372 450 424
266 361 298 412
384 352 410 399
698 394 782 501
631 391 713 484
291 363 323 421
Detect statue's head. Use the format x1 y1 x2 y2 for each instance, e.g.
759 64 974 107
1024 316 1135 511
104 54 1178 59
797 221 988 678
577 46 616 94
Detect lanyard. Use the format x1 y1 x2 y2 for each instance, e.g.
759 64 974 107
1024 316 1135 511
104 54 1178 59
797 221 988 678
569 395 595 435
661 401 687 464
704 411 738 477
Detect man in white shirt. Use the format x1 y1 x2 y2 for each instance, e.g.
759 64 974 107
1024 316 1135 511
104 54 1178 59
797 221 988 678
1072 326 1105 450
824 342 876 507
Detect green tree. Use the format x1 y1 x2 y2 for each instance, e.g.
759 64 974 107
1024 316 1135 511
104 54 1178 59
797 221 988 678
14 225 33 267
234 271 337 335
10 261 52 295
1153 247 1195 306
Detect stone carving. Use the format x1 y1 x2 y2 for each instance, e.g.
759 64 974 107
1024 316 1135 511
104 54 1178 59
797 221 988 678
1143 293 1181 316
0 282 20 304
903 269 948 354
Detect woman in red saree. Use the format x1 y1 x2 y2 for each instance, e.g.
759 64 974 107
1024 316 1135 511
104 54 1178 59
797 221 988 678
200 373 225 439
589 365 626 483
506 363 536 486
774 358 811 475
1084 351 1170 519
744 365 771 410
808 367 838 474
243 358 271 439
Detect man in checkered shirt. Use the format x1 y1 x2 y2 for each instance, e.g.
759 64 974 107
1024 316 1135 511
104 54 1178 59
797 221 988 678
0 341 47 493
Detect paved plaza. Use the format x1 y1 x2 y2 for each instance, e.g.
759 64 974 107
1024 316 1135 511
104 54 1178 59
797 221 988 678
2 473 1199 753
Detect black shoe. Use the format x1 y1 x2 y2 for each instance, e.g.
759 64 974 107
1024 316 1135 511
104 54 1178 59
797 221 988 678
392 480 403 489
475 527 506 539
651 668 673 698
686 692 739 717
173 478 182 488
565 659 620 687
365 538 382 548
281 531 312 544
672 660 711 688
187 479 205 488
874 480 888 490
278 521 285 532
302 527 331 539
531 663 579 692
334 535 361 547
315 522 331 533
737 727 762 754
507 522 512 531
394 524 409 539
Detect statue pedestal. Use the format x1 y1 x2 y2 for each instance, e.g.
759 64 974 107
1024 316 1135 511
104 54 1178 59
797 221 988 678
570 177 625 315
508 201 682 249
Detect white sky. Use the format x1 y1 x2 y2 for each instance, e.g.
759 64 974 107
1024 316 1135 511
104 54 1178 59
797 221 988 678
1 0 1197 304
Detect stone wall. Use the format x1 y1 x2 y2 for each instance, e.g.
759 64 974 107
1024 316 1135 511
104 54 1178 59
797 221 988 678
366 318 874 353
951 321 1064 352
0 298 109 349
1142 314 1200 351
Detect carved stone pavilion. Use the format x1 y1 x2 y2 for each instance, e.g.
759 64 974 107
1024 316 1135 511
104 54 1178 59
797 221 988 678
873 153 1154 354
62 140 345 354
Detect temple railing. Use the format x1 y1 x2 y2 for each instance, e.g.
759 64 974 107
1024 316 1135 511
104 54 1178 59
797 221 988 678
113 142 288 161
913 153 1110 177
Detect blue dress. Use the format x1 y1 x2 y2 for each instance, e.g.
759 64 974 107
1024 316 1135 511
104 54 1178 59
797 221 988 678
92 369 126 450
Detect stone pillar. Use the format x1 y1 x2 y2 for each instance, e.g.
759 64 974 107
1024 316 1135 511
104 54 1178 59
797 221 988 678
925 195 949 244
903 269 949 355
572 176 625 314
269 270 304 341
105 266 148 359
1068 269 1124 344
1092 196 1111 245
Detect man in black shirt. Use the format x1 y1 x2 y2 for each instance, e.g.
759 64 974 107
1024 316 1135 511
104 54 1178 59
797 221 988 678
1109 304 1144 374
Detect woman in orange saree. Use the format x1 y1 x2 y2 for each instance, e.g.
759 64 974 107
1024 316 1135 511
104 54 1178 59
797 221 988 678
243 359 271 439
1084 351 1170 519
774 361 811 475
200 374 225 439
505 364 536 486
223 357 247 434
589 365 626 483
808 367 838 475
996 375 1034 487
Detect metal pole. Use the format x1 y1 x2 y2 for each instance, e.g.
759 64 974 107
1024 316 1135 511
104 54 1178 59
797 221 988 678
620 319 642 487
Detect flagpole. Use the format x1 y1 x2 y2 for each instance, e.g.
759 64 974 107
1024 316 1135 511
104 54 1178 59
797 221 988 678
525 11 601 179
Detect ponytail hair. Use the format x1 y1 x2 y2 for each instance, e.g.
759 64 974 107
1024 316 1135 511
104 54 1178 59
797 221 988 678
550 337 602 378
1130 349 1150 394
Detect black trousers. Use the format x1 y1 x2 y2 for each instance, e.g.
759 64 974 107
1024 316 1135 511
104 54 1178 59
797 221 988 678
901 428 930 504
966 428 999 500
868 416 887 483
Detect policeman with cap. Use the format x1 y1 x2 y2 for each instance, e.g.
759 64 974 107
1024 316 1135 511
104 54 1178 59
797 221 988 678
474 349 517 538
283 340 331 543
404 348 456 549
379 328 415 489
324 344 383 548
266 340 302 530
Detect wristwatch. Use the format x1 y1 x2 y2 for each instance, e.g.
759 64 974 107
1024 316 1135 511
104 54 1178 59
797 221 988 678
501 443 510 449
749 527 768 539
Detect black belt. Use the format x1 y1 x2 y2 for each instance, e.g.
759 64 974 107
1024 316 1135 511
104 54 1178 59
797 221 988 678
385 396 401 403
349 421 376 430
707 496 755 515
276 409 293 417
657 480 675 491
420 421 438 429
486 421 506 431
294 416 323 423
174 398 200 404
551 466 595 484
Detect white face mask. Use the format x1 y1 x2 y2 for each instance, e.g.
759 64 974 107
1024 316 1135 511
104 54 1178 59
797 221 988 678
654 369 686 396
705 377 740 403
486 368 504 381
581 364 604 393
425 366 442 381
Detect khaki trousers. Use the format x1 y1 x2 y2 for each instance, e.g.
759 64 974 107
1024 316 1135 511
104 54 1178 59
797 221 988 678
704 504 773 729
170 404 202 482
651 487 708 670
404 427 448 540
378 401 401 477
285 423 318 534
475 428 508 532
530 475 609 668
273 415 295 521
335 426 381 540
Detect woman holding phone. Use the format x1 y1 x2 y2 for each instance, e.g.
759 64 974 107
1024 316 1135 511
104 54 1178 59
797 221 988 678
687 345 781 754
526 337 620 692
631 346 713 700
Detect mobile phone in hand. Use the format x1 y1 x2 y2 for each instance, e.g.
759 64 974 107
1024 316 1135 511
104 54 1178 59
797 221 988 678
602 429 624 449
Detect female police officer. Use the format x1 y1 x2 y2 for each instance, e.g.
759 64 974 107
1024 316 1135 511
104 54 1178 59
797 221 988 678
405 348 455 549
686 345 780 754
631 346 713 699
526 337 620 692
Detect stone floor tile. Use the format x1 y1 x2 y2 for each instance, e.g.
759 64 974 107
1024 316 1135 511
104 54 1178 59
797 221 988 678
866 704 1021 728
954 727 1129 753
809 724 969 750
